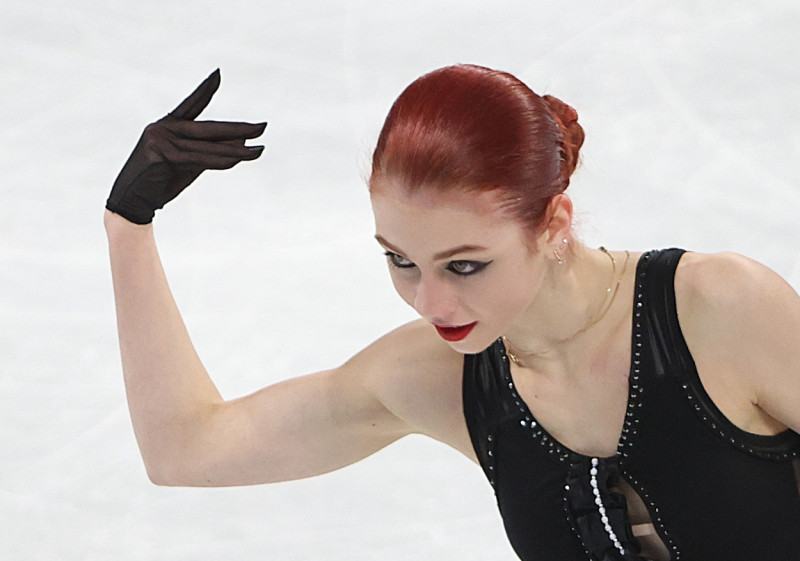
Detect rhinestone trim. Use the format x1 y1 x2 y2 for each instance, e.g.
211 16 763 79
499 343 575 464
618 251 681 559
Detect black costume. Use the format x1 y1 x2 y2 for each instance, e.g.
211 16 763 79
463 249 800 560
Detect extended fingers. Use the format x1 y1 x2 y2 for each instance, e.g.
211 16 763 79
169 150 258 170
167 120 267 141
168 69 222 120
161 137 264 169
162 70 268 144
167 136 263 158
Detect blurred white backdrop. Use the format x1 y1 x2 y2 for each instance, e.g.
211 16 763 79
1 1 798 560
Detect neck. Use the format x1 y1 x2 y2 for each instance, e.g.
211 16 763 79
503 244 629 365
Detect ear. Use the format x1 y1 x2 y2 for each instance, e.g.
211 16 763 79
532 194 574 263
542 194 573 246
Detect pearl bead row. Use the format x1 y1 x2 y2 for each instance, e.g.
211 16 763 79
590 457 626 556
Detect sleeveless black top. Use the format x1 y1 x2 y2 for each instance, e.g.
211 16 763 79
463 249 800 561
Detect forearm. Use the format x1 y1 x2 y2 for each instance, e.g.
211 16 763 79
105 210 223 480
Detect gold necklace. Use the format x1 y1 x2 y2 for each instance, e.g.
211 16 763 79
503 247 630 366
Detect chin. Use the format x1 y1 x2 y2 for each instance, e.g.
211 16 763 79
446 333 498 355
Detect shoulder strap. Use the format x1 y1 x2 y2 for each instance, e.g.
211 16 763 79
638 248 800 457
637 248 690 379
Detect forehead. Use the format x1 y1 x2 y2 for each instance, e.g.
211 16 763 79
370 182 524 254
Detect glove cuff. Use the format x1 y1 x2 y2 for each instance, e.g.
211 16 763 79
105 199 155 225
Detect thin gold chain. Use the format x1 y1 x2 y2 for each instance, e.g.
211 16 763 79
503 248 630 366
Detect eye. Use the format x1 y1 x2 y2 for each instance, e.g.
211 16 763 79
447 260 492 276
384 251 416 269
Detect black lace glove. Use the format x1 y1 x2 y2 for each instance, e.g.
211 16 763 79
106 69 266 224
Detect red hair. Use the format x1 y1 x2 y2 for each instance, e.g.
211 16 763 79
369 64 584 233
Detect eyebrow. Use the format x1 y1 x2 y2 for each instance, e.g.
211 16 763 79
375 235 488 261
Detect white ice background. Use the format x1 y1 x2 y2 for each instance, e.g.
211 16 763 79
1 1 799 560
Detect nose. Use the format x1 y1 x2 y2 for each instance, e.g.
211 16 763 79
413 274 458 324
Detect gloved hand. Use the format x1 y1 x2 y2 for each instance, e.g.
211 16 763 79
106 69 266 224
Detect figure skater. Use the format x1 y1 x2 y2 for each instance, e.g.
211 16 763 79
105 65 800 560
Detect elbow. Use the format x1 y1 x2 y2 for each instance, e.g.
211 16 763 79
134 420 218 487
141 450 199 487
143 460 183 487
142 456 218 487
135 406 232 487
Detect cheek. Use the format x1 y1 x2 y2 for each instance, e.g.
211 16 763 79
388 270 416 308
474 264 542 320
480 282 532 316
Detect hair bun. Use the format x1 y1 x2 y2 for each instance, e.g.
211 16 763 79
543 94 585 184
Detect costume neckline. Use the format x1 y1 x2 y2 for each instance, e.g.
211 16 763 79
497 251 650 464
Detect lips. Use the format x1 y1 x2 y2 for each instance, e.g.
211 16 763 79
434 322 477 342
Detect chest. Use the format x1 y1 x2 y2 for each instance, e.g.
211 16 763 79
508 348 632 459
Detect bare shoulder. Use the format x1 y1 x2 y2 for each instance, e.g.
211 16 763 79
344 318 474 457
675 251 797 327
674 251 800 432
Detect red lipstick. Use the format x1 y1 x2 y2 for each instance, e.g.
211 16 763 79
434 322 477 342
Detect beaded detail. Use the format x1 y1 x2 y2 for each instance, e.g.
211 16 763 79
616 251 681 560
590 458 626 555
499 347 573 464
678 382 799 461
485 432 496 487
563 456 642 560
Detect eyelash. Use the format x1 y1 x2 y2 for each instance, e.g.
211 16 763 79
383 251 491 277
384 251 414 269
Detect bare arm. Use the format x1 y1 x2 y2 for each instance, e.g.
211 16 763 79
106 210 414 486
723 256 800 433
106 211 222 483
